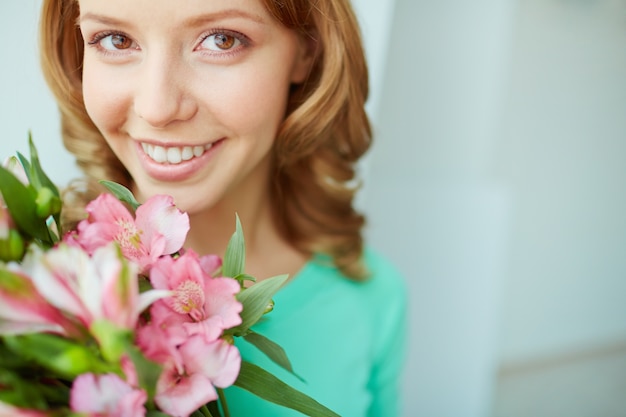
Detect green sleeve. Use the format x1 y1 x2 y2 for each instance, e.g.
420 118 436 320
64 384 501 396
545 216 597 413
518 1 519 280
365 251 409 416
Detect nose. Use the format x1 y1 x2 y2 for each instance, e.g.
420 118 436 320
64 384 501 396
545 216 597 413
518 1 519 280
133 53 197 128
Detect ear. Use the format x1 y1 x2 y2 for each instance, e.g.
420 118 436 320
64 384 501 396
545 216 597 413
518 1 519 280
290 32 318 84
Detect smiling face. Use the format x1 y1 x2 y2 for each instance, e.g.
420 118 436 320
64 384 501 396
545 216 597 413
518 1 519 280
78 0 312 214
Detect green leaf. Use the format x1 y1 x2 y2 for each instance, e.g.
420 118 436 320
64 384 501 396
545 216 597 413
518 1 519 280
0 165 50 242
27 133 61 198
206 401 223 417
226 274 288 336
3 334 115 379
126 344 162 400
222 214 245 278
233 273 256 286
0 368 48 409
243 331 303 381
146 412 174 417
28 135 63 235
235 361 340 417
99 180 141 211
0 365 70 409
90 320 133 363
15 153 33 185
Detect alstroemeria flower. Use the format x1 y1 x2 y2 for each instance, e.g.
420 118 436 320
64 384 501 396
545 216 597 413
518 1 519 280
198 253 222 276
136 302 187 368
154 334 241 417
70 373 147 417
0 267 72 336
20 243 168 332
149 250 242 342
74 193 189 273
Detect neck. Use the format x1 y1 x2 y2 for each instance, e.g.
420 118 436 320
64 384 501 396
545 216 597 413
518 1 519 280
183 177 307 281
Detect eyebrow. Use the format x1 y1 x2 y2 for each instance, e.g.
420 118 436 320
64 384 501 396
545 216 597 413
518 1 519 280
79 9 268 27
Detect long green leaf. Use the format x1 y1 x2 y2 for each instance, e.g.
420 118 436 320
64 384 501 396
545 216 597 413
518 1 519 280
223 215 245 278
235 361 340 417
27 133 60 198
15 154 33 186
99 180 141 211
243 331 303 381
27 135 63 231
0 165 50 241
226 274 288 336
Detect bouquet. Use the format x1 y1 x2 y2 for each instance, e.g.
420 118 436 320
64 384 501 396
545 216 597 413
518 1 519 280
0 137 338 417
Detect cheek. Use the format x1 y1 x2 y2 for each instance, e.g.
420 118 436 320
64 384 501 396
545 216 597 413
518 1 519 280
82 63 129 134
216 67 292 138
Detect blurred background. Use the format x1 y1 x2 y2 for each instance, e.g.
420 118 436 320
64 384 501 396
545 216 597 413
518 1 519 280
2 0 625 416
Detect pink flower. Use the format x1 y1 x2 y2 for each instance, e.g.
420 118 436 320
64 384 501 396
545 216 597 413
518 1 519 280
20 243 167 332
0 267 73 336
75 193 189 273
154 334 241 417
149 251 242 342
70 373 147 417
198 253 222 276
135 302 187 367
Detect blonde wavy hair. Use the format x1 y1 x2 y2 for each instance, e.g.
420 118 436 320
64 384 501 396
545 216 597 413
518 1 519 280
39 0 372 280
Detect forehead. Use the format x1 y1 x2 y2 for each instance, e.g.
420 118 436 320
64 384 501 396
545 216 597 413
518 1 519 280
77 0 273 26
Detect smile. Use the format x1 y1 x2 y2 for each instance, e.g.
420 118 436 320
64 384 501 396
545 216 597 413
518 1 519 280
141 143 213 165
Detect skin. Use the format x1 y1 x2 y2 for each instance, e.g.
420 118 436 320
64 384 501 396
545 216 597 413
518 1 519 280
78 0 314 279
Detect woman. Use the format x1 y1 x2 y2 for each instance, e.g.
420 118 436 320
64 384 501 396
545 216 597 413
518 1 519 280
39 0 407 415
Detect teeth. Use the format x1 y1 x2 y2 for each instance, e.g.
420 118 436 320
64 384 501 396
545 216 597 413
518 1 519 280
142 143 213 164
181 147 194 161
167 147 182 164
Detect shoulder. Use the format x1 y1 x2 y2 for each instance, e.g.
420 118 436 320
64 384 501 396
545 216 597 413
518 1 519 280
360 246 407 299
349 247 408 336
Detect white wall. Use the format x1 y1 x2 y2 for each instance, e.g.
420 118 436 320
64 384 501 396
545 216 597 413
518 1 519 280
364 0 626 415
363 1 516 415
0 0 74 184
494 0 626 364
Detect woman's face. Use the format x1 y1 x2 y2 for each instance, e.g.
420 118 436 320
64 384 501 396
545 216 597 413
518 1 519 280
78 0 311 213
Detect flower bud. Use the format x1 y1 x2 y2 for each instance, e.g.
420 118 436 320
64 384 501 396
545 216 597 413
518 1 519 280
0 206 13 239
2 156 28 185
35 187 62 218
0 229 25 262
263 299 275 315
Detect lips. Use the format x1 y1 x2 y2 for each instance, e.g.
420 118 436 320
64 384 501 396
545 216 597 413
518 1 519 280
141 143 213 165
135 139 223 182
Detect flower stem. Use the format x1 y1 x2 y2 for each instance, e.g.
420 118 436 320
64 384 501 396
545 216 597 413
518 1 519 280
218 388 231 417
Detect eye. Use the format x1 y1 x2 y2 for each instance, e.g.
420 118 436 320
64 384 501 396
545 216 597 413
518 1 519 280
89 32 138 52
199 32 243 52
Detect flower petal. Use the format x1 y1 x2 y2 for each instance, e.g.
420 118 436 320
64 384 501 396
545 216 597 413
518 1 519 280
155 363 217 417
180 335 241 388
136 194 189 255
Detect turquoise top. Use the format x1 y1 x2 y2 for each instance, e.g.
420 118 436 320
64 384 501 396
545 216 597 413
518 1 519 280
223 248 407 416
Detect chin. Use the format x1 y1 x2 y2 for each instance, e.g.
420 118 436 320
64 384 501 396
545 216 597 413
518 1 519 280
133 181 217 216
